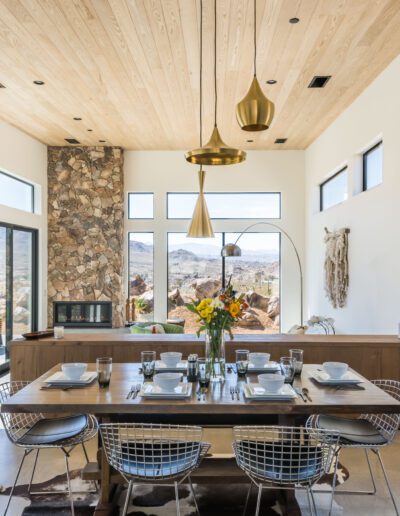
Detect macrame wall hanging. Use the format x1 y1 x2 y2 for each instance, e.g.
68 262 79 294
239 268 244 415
324 227 350 309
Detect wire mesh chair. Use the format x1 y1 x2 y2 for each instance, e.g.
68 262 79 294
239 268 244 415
0 381 98 516
232 425 339 516
306 379 400 516
100 422 211 516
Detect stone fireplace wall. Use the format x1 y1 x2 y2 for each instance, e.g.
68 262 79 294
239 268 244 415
47 146 124 327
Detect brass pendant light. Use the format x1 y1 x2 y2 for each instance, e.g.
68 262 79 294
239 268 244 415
185 0 246 166
236 0 275 131
187 0 214 238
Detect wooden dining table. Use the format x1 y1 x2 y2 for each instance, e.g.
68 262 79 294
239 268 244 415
2 362 400 514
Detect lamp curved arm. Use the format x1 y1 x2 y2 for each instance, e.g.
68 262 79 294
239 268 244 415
232 221 303 326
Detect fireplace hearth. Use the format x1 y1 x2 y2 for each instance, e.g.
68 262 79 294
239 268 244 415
53 301 112 328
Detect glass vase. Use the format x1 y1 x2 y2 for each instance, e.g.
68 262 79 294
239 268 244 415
205 328 226 383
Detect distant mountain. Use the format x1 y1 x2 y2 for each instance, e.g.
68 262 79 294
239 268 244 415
129 240 153 253
169 249 199 261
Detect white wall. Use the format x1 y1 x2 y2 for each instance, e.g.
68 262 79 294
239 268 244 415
125 150 305 331
0 121 48 330
305 55 400 334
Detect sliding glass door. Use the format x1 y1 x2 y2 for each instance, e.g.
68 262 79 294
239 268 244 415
0 223 38 372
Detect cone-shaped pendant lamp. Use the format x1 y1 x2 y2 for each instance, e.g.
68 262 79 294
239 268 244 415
186 0 214 238
236 0 274 131
187 168 214 238
185 0 246 166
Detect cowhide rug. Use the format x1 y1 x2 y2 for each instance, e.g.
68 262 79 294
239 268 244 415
0 463 348 515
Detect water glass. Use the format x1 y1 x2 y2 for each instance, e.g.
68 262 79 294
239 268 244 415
280 357 295 384
235 349 250 377
289 349 304 375
198 358 211 388
96 357 112 388
141 351 156 380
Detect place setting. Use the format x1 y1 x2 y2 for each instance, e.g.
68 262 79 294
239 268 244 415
41 357 113 390
310 361 365 388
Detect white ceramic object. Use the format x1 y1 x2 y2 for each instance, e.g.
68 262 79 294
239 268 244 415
249 352 270 368
153 372 182 392
160 352 183 367
61 363 87 380
323 362 348 379
258 373 285 393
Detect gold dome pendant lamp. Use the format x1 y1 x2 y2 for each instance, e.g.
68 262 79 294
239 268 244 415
187 0 214 238
236 0 274 131
185 0 246 166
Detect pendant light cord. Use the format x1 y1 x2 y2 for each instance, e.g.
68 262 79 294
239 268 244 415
199 0 203 147
214 0 217 127
254 0 257 76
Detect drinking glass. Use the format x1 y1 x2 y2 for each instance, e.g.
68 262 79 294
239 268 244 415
141 351 156 380
198 358 211 388
280 357 295 384
289 349 304 375
96 357 112 388
235 349 250 377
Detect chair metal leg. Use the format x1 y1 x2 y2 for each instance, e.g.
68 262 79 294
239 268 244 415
188 476 200 516
81 442 90 464
122 481 133 516
309 486 318 516
28 449 40 495
328 449 340 516
242 482 252 516
306 487 316 516
174 481 181 516
4 449 29 516
64 452 75 516
255 484 262 516
376 450 399 516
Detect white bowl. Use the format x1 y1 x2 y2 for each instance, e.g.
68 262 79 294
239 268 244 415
62 363 87 380
323 362 348 379
160 352 182 367
258 373 285 393
153 372 182 392
249 352 270 368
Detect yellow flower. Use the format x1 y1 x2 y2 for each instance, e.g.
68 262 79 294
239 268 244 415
229 302 240 318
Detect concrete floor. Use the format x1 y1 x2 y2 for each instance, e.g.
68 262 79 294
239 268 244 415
0 428 399 515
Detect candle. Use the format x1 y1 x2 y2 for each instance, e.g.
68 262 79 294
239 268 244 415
54 326 64 339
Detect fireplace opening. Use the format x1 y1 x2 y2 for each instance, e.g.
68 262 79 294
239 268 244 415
53 301 112 328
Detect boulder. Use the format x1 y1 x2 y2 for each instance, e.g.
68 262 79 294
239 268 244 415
267 296 280 318
130 275 147 296
191 278 221 300
246 291 269 311
168 288 185 307
237 309 263 329
15 287 30 310
137 290 154 312
14 306 29 324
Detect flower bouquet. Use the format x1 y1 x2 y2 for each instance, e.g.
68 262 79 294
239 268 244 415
186 284 247 382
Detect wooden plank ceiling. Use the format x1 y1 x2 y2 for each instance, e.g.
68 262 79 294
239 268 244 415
0 0 399 150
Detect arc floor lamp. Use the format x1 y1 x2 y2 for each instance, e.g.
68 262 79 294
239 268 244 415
221 221 304 328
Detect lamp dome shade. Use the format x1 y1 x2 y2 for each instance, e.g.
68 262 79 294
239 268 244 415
236 76 275 131
185 126 246 166
221 243 241 257
187 169 214 238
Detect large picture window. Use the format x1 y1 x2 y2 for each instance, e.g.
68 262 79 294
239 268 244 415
167 192 281 219
0 171 34 213
167 232 280 334
128 233 154 322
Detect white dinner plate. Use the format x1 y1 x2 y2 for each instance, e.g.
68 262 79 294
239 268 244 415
45 371 97 385
244 383 297 400
139 382 192 399
311 371 364 385
154 360 188 372
247 361 280 373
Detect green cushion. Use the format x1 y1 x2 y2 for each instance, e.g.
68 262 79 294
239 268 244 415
130 325 152 334
162 323 184 334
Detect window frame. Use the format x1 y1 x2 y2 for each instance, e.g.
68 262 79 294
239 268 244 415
319 167 348 212
362 141 383 192
0 170 35 213
127 192 154 220
166 192 282 220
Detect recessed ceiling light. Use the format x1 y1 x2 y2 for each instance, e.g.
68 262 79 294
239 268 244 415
308 75 332 88
289 17 300 24
65 138 80 144
87 129 93 132
266 80 277 85
99 140 106 143
275 138 287 144
246 139 254 143
73 117 82 121
33 80 45 85
0 83 5 88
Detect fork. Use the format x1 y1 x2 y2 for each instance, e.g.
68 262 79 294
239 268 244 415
230 386 235 400
131 384 142 400
126 385 135 399
235 386 240 400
